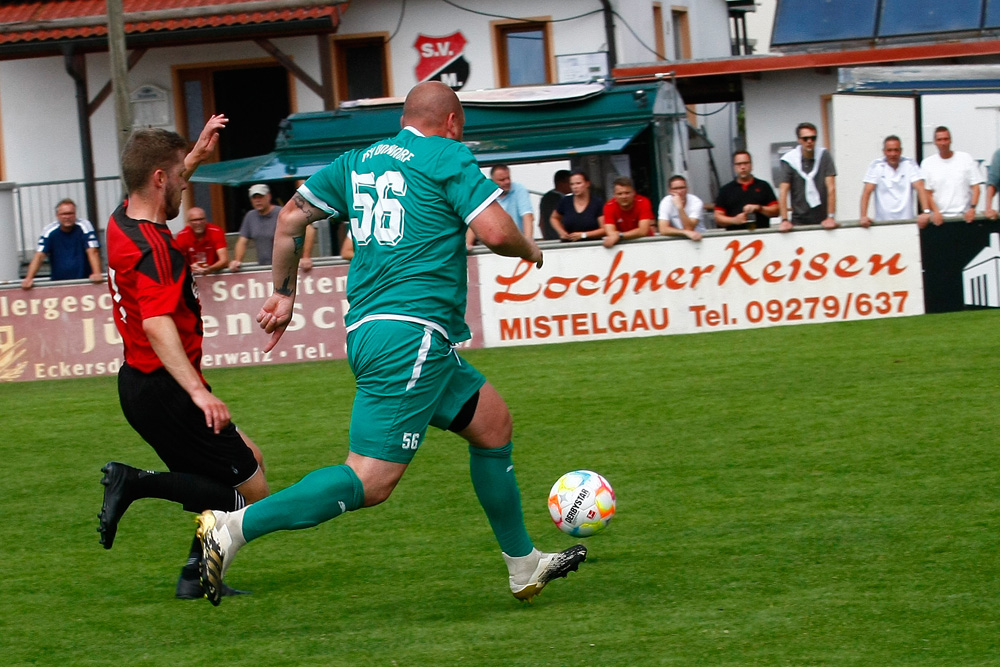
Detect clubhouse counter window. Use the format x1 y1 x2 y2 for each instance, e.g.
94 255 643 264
497 23 551 87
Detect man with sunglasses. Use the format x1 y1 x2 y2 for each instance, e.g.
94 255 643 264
777 122 838 231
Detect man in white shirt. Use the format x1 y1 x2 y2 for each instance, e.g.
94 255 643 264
859 135 931 228
920 126 983 224
656 175 704 241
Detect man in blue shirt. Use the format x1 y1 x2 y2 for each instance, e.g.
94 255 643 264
466 164 534 250
21 198 103 289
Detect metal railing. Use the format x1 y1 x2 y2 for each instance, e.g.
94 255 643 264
15 176 123 264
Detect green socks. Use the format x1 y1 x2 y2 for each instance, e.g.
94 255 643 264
469 442 534 558
242 464 365 543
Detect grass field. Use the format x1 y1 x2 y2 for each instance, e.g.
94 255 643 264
2 311 999 666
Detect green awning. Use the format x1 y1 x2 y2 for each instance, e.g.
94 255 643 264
190 148 341 186
464 122 648 164
191 83 673 186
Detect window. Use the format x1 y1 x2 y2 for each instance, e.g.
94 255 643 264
494 20 552 87
671 7 692 60
333 35 390 103
653 3 666 60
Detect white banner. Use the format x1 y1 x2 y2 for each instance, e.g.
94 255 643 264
476 225 925 346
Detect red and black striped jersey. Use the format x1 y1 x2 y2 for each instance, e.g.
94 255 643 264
106 202 205 378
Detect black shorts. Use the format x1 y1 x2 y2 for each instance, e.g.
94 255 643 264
118 363 259 487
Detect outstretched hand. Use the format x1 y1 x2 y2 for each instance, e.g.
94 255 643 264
183 114 229 178
257 292 294 353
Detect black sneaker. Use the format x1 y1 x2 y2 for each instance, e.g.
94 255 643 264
98 462 139 549
175 573 250 600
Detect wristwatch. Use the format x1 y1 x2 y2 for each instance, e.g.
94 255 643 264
582 232 587 239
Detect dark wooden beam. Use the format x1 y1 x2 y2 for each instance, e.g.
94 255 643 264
254 37 325 100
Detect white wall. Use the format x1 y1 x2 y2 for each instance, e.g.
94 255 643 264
744 0 776 55
743 68 839 188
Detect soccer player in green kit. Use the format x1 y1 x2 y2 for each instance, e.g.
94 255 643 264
195 81 586 606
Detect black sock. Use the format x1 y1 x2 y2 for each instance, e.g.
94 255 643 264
180 535 202 579
132 470 247 513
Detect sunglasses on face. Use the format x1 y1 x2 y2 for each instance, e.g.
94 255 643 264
799 135 818 142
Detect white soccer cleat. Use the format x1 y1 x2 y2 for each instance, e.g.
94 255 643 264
196 510 241 606
503 545 587 602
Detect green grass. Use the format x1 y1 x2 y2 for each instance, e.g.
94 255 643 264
2 311 999 665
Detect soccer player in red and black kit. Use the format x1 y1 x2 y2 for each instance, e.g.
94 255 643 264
98 115 270 599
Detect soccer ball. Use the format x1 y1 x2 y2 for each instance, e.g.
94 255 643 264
548 470 616 537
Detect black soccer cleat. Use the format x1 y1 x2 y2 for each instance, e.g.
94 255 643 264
97 462 138 549
175 573 250 600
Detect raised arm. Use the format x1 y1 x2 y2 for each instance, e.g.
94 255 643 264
181 114 228 181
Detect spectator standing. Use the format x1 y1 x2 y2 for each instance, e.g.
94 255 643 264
175 207 229 274
229 183 278 270
100 116 270 599
602 176 654 247
921 126 983 224
21 198 103 289
859 135 931 228
549 170 605 242
778 122 838 231
714 151 779 230
984 145 1000 219
657 175 704 241
538 169 571 240
467 164 534 250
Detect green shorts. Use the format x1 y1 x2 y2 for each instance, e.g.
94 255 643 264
346 319 486 464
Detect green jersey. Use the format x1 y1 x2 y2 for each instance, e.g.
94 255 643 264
299 126 500 342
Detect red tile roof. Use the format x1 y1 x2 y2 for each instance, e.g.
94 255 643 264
0 1 344 46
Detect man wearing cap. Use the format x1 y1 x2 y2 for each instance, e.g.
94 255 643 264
230 184 279 271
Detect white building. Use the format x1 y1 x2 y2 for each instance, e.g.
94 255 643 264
0 0 737 271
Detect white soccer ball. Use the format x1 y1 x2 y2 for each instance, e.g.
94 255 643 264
548 470 616 537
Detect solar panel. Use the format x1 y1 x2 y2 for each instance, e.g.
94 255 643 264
771 0 879 46
879 0 982 36
772 0 990 47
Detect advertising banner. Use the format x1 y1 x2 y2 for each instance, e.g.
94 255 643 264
0 265 354 383
475 225 925 347
0 225 928 382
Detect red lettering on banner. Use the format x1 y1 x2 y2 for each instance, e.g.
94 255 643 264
603 251 629 304
804 254 829 280
489 239 911 307
497 308 670 340
761 261 784 283
835 255 862 277
869 254 905 275
665 268 686 289
719 239 763 285
577 274 600 296
494 260 539 303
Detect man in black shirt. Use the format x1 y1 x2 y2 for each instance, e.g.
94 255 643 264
538 169 571 240
714 151 779 231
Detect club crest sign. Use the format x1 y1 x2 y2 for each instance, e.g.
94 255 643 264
414 32 469 90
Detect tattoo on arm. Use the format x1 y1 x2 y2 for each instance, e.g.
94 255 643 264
292 235 304 257
275 274 294 297
292 193 330 224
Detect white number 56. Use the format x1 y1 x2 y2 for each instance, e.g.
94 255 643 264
351 170 407 246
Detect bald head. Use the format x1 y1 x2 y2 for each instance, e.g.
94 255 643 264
401 81 465 139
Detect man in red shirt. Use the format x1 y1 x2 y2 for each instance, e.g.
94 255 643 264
602 176 655 247
99 115 270 600
175 207 229 275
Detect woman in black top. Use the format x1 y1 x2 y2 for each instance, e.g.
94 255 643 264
550 170 605 242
